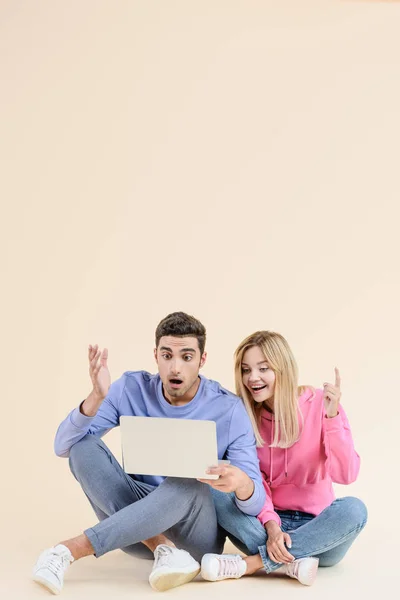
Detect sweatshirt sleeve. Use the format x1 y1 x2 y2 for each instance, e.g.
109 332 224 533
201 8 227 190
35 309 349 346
54 376 126 457
322 403 360 484
257 478 282 527
225 400 266 516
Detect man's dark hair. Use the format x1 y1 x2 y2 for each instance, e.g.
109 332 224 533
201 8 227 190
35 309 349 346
155 312 206 355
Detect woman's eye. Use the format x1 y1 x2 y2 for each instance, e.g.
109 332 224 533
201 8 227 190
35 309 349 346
260 367 269 372
242 368 250 374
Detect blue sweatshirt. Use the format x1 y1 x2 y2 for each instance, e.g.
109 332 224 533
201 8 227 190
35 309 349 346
54 371 265 516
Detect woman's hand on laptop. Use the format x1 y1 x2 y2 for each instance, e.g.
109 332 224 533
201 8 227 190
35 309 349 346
197 465 254 500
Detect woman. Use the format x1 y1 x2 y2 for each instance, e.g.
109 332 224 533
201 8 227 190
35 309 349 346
201 331 367 586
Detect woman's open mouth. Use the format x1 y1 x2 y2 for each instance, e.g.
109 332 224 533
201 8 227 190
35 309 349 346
251 384 267 395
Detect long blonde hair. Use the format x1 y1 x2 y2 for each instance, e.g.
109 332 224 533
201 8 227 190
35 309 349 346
235 331 310 448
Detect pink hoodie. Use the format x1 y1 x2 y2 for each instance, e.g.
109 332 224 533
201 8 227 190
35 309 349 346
257 387 360 527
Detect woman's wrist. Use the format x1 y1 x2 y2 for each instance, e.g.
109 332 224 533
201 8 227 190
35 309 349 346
265 520 280 534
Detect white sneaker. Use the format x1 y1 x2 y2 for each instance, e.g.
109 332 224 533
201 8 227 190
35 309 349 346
281 557 319 586
149 545 200 592
201 553 247 582
32 544 74 594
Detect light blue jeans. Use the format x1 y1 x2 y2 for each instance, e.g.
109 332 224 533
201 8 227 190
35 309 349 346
212 489 367 573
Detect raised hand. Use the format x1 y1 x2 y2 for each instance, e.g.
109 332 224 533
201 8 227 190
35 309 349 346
88 344 111 401
323 367 341 418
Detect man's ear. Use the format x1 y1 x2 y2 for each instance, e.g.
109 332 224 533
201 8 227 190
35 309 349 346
199 352 207 369
154 348 158 363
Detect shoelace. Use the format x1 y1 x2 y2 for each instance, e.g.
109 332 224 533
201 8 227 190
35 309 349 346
154 545 177 568
42 552 71 579
285 560 299 578
218 556 242 578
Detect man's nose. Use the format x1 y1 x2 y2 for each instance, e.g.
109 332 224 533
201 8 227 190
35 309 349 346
169 360 181 375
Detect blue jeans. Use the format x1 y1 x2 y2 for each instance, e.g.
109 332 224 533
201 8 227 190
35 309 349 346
68 435 225 562
212 489 367 573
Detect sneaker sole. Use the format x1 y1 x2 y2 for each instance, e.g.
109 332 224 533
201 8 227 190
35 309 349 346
149 566 201 592
33 574 61 595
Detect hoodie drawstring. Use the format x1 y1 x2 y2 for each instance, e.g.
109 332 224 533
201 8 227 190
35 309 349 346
270 418 274 486
269 416 288 486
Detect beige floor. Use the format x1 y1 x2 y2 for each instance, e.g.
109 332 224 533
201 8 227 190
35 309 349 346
0 532 378 600
1 508 387 599
3 532 387 600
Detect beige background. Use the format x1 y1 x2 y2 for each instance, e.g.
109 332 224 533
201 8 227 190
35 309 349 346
1 1 399 598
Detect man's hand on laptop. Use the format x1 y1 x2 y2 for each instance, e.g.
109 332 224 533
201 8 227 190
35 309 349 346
80 344 111 417
197 465 254 501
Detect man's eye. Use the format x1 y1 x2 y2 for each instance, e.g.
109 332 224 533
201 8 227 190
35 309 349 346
162 354 171 360
184 355 193 361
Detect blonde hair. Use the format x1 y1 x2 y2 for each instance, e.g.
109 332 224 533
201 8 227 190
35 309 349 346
235 331 311 448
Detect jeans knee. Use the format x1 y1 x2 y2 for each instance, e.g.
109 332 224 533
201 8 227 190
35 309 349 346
68 434 104 475
318 557 342 568
211 489 235 514
339 496 368 529
210 489 266 553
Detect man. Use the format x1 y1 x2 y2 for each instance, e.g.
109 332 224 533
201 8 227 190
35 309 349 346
33 312 265 593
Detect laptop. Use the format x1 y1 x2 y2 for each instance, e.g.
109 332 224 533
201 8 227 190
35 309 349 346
120 416 225 480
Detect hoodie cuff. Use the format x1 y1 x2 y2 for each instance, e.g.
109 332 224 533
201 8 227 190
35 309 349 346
323 411 343 432
257 510 281 527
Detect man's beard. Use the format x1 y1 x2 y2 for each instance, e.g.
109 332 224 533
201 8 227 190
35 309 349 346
167 382 189 397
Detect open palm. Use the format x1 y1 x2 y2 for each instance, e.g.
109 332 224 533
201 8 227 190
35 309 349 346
88 344 111 399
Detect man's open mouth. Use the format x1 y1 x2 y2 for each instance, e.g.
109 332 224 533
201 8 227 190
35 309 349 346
169 378 183 388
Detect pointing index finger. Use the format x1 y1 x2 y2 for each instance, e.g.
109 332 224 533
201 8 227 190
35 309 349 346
335 367 341 389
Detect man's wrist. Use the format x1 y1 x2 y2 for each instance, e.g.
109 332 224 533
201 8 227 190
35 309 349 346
80 389 105 417
235 474 254 501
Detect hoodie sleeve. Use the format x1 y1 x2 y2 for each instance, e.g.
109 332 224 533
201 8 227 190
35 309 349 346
225 399 266 516
322 402 360 484
54 376 126 457
257 478 282 527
